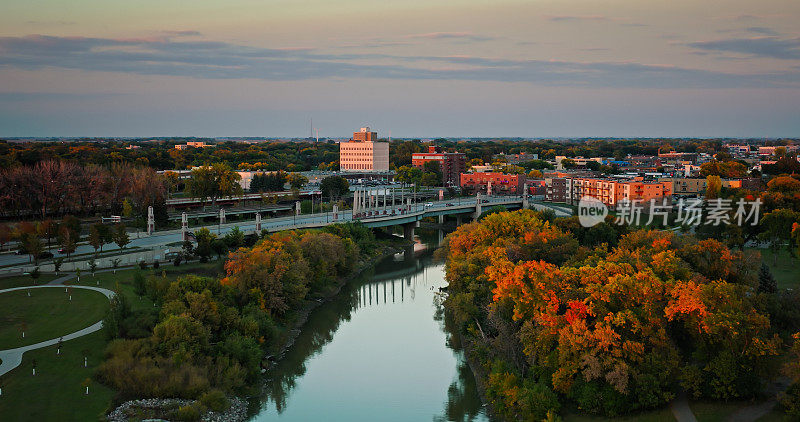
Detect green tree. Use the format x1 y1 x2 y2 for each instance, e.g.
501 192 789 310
759 209 800 264
194 227 216 261
757 263 777 293
211 239 228 260
395 165 423 185
113 223 130 250
223 226 244 249
286 173 308 190
320 176 349 200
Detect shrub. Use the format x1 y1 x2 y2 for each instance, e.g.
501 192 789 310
174 403 201 421
153 260 160 269
174 256 182 266
139 260 148 270
199 389 229 412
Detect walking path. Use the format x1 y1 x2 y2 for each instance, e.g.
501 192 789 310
670 393 698 422
0 283 115 377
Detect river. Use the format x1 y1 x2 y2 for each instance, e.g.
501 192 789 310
249 231 490 422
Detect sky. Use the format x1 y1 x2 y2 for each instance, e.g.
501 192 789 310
1 0 799 138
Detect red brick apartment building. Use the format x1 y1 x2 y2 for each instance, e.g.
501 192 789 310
460 172 526 195
545 177 672 208
411 146 466 187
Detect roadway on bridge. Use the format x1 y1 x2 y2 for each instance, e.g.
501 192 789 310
0 196 569 271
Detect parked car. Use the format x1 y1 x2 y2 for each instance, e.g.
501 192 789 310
446 203 455 207
424 202 434 207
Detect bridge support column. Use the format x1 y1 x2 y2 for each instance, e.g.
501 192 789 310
402 221 419 240
219 208 226 225
473 193 482 220
456 214 463 225
523 183 529 209
181 212 188 241
255 213 262 233
438 215 444 225
147 206 155 235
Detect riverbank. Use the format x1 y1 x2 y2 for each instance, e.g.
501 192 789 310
263 235 411 366
104 232 412 422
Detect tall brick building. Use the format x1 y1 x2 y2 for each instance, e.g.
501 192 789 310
411 146 466 187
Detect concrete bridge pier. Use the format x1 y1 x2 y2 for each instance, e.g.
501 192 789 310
473 193 482 220
403 221 419 240
456 214 463 225
438 215 444 225
181 212 188 241
523 183 529 209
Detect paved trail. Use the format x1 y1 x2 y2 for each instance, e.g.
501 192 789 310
0 283 115 377
670 393 698 422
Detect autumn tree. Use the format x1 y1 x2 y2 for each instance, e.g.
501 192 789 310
444 210 781 417
187 163 242 206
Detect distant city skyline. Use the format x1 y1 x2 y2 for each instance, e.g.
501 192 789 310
1 0 799 137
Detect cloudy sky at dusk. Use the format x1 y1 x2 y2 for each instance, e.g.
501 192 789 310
1 0 799 138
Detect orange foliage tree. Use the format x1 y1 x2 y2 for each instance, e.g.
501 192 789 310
444 210 782 417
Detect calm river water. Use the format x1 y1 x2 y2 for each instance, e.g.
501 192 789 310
249 232 489 422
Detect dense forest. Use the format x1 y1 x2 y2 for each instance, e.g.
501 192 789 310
442 209 800 420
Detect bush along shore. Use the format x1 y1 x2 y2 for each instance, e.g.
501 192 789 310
97 223 409 420
441 209 800 421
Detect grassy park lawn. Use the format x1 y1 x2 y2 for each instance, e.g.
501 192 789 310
746 247 800 289
0 274 59 290
0 261 225 421
0 288 108 350
0 331 115 421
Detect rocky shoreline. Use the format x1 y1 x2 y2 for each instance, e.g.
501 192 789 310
107 397 248 422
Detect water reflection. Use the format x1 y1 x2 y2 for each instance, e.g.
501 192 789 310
250 231 488 421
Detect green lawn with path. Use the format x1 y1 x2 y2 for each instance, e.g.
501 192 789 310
0 288 109 349
0 261 225 421
0 274 59 290
0 331 115 421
